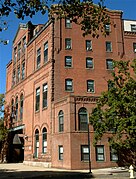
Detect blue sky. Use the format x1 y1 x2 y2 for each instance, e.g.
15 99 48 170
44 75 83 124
0 0 136 94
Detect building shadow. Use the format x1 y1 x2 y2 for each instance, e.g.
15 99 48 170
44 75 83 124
0 169 94 179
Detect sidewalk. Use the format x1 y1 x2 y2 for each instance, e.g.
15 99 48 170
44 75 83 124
0 163 135 178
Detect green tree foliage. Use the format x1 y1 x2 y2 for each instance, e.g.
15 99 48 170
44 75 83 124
0 0 110 37
0 94 8 144
0 93 4 115
90 60 136 165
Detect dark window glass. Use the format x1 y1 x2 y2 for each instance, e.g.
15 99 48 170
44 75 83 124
81 145 89 161
131 25 136 32
37 48 41 68
21 62 25 80
36 87 40 111
133 43 136 52
65 18 71 28
110 147 118 161
59 110 64 132
78 107 88 131
18 42 21 60
14 47 17 63
65 79 73 91
86 40 92 51
44 42 48 63
15 97 18 121
96 145 105 161
106 41 112 52
43 84 48 108
87 80 94 93
106 59 113 70
17 66 20 83
59 145 63 160
65 56 72 67
42 127 47 154
105 24 110 32
86 57 93 69
20 94 23 120
12 70 16 86
35 129 39 158
65 38 71 49
22 36 26 53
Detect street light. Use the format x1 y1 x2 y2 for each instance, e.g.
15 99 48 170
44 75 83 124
88 113 92 174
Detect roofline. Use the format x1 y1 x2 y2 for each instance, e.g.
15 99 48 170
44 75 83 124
6 59 12 68
27 19 53 46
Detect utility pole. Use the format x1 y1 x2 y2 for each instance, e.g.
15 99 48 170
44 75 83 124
88 113 92 174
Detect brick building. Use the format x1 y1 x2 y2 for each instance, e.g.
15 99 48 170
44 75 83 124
4 8 136 169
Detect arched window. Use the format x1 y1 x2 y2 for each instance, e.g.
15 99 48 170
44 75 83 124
35 129 39 158
20 94 23 120
15 96 18 121
42 127 47 154
58 110 64 132
78 107 88 131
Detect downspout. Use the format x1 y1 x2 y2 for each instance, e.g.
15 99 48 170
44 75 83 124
50 17 55 163
74 97 77 131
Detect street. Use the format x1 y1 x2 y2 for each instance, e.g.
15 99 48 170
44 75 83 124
0 163 133 179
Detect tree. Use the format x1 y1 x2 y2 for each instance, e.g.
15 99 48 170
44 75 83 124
90 60 136 166
0 0 109 37
0 94 8 162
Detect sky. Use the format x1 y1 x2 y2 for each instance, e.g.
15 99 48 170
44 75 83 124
0 0 136 94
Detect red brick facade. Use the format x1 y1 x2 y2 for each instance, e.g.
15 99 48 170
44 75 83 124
5 9 136 169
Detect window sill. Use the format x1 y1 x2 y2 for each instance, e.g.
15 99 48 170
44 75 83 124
81 160 89 163
86 68 94 70
35 110 40 114
87 91 95 94
42 106 48 111
65 67 73 69
65 90 74 93
86 50 93 52
65 49 72 50
106 51 113 53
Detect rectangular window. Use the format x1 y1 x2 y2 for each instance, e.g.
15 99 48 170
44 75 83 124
65 56 72 67
110 147 118 161
17 66 20 83
131 24 136 32
37 48 41 69
133 43 136 53
18 42 21 60
81 145 89 161
58 145 63 160
87 80 94 93
22 36 26 53
21 62 25 80
106 41 112 52
36 87 40 111
86 40 92 51
44 42 48 63
14 47 17 63
106 59 113 70
86 57 93 69
65 38 72 50
96 145 105 161
65 79 73 91
105 24 110 32
12 70 16 86
65 18 71 28
43 83 48 108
